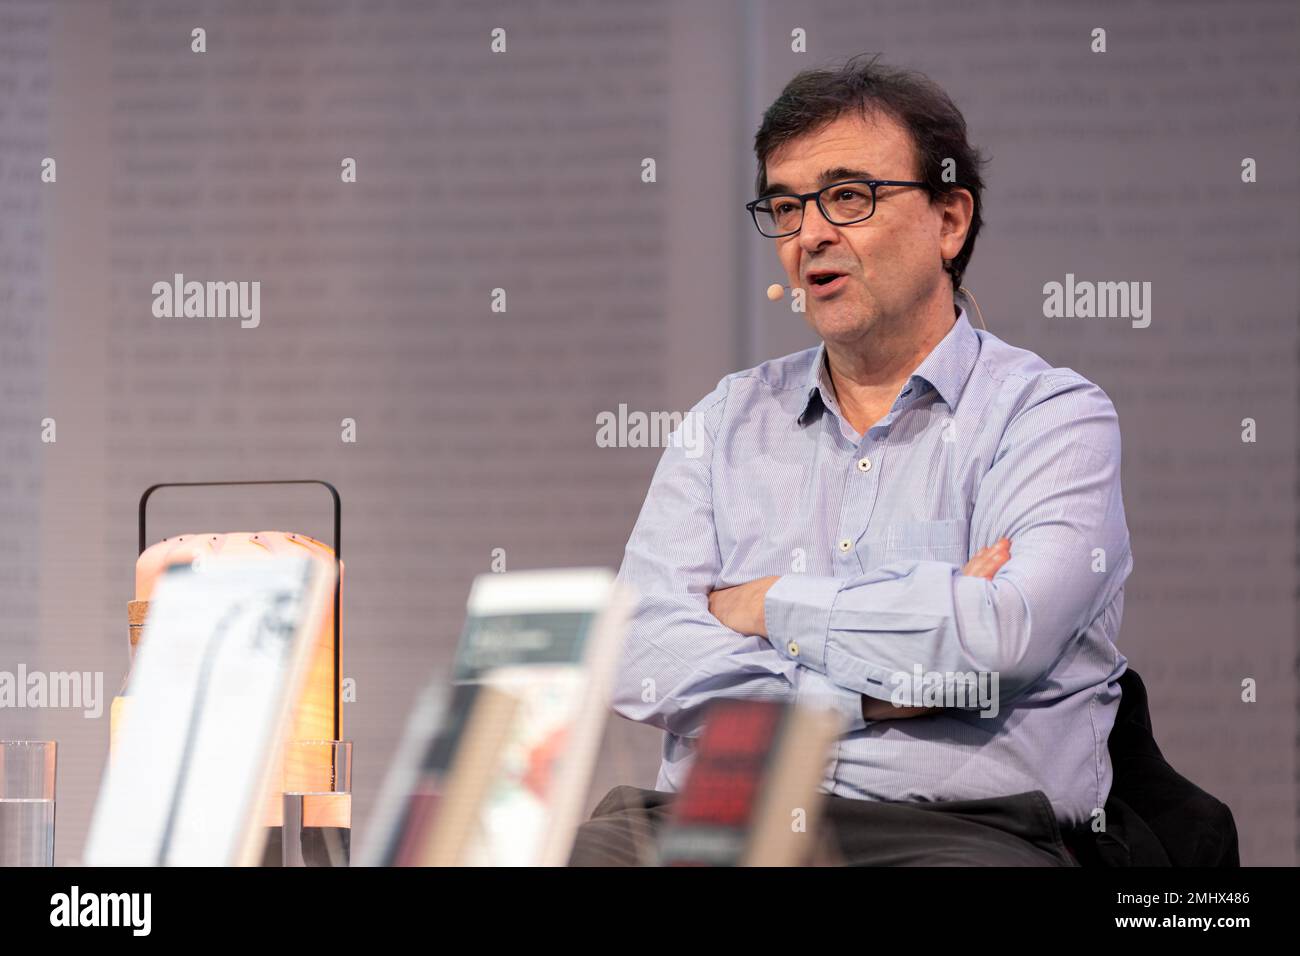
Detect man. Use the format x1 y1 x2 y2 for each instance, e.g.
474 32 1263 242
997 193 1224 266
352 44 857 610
570 54 1132 866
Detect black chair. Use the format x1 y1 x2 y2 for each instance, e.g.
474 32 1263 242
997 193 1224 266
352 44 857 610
1062 668 1239 866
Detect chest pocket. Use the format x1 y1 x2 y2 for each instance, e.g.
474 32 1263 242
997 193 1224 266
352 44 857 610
882 518 969 565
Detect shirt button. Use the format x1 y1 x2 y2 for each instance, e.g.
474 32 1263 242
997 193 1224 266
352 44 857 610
857 457 872 472
838 538 852 552
787 641 800 657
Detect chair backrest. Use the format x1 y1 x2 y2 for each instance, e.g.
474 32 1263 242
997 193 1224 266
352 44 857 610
1100 667 1239 866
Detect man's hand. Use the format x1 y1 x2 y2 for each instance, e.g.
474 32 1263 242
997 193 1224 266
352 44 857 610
707 575 781 638
961 536 1011 582
864 537 1011 720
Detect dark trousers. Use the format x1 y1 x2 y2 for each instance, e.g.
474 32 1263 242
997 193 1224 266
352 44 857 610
568 785 1079 867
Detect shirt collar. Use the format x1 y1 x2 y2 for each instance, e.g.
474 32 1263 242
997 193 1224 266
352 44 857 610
797 306 980 426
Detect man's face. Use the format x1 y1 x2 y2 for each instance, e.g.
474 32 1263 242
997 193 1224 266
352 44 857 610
762 109 960 347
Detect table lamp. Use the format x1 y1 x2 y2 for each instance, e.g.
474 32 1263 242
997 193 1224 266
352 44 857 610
111 480 345 858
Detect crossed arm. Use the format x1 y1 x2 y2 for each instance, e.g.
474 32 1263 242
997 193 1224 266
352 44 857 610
609 373 1130 738
707 539 1011 721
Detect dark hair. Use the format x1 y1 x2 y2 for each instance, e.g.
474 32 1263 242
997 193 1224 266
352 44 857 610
753 53 988 292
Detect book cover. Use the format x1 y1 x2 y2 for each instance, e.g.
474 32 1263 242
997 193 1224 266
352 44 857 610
363 568 631 867
657 698 843 867
84 554 334 866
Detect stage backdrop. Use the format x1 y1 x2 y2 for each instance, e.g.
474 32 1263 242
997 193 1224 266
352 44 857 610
1 0 1295 864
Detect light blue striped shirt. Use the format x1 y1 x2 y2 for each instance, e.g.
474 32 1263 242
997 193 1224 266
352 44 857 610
611 307 1132 826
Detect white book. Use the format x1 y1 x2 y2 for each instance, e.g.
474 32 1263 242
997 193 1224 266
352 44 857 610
456 568 632 867
84 554 334 866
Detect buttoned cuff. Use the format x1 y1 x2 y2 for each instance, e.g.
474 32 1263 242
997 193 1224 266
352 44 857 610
794 666 867 735
764 573 843 676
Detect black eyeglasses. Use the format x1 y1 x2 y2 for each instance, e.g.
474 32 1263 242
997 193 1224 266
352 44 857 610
745 179 931 238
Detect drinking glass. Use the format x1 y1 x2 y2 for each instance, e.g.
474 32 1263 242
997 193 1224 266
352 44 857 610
282 740 352 867
0 741 57 867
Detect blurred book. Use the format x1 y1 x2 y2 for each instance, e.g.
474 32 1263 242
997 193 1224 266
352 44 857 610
84 554 334 865
358 677 449 865
362 567 631 867
657 699 843 867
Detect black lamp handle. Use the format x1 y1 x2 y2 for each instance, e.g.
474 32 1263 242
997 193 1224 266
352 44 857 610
139 479 340 559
